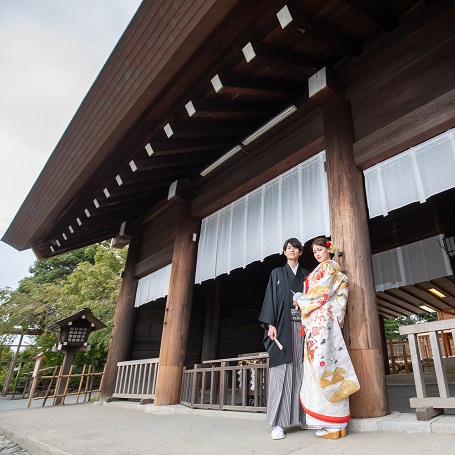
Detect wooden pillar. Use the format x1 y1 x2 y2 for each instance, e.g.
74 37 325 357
100 234 141 399
55 349 76 405
154 199 200 405
201 276 221 362
379 315 391 375
309 67 389 417
2 333 24 396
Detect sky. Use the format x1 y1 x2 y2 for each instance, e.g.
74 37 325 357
0 0 143 290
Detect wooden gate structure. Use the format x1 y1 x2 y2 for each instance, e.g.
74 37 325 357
3 0 455 420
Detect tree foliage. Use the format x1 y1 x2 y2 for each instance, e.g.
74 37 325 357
0 243 127 371
384 313 438 340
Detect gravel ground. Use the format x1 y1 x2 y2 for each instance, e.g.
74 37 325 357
0 435 30 454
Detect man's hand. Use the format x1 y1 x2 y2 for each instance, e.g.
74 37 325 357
268 324 277 341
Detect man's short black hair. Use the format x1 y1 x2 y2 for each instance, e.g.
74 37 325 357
282 237 303 253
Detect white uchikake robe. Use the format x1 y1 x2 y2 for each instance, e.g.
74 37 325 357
296 260 360 429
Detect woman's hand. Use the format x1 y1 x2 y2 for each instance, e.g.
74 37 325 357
268 324 277 341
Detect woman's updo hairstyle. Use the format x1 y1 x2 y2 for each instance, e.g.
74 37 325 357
311 236 335 259
311 236 330 249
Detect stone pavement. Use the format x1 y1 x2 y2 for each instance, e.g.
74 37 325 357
0 373 454 455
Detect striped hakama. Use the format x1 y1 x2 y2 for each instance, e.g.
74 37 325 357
266 308 305 428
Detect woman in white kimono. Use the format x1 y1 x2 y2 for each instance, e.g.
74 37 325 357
294 237 360 439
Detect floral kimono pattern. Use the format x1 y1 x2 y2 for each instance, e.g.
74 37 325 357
296 260 360 422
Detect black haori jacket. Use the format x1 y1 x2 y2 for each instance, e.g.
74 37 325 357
258 263 308 368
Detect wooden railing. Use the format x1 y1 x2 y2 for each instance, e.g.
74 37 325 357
113 358 159 403
399 318 455 420
181 353 268 412
388 340 411 374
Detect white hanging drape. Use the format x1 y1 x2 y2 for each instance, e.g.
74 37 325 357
195 151 330 284
364 128 455 218
134 264 172 307
372 234 452 292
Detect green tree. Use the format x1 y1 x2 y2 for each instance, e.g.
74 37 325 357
384 313 438 340
25 244 99 286
0 243 127 372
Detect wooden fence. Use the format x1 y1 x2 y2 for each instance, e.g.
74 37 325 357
8 363 104 406
112 358 159 403
399 318 455 420
180 353 268 412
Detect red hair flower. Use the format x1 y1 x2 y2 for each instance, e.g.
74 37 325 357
326 241 332 248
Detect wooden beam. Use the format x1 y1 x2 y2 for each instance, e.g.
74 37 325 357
164 121 248 138
308 67 344 104
130 159 202 176
376 298 412 317
415 282 455 310
211 74 298 98
191 108 323 219
343 0 397 32
185 99 269 119
398 286 446 311
377 290 424 314
242 42 320 72
145 139 225 156
354 88 455 169
376 302 404 319
276 5 362 56
134 244 174 279
167 179 193 204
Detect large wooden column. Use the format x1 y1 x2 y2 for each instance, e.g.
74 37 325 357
309 68 389 417
154 198 200 405
100 234 141 399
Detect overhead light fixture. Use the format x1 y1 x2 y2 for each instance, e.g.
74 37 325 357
428 288 446 298
200 105 297 177
241 105 297 145
200 145 243 177
419 305 436 313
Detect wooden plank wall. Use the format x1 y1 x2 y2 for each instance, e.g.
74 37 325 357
130 251 316 366
343 0 455 168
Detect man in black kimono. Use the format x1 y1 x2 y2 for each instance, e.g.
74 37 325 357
258 238 309 440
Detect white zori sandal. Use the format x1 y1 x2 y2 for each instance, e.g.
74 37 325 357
271 426 285 440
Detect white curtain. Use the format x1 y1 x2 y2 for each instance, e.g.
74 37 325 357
364 128 455 218
195 151 330 284
372 234 452 292
134 264 172 307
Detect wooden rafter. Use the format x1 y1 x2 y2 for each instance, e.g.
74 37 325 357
211 74 298 97
342 0 397 32
164 121 248 139
185 100 269 119
398 286 446 312
242 42 320 72
145 139 226 156
376 291 422 314
376 298 413 317
276 5 362 56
